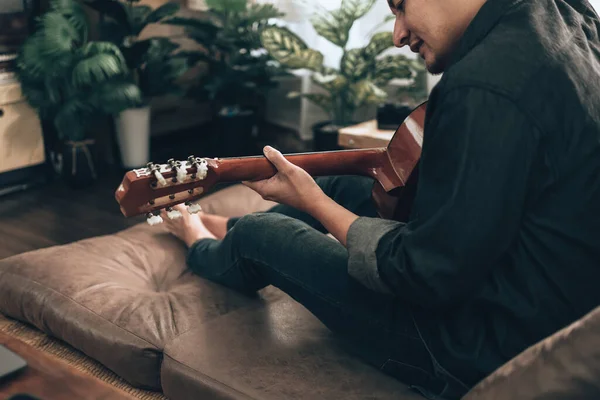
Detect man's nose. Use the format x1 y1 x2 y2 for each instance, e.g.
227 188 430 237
393 16 410 48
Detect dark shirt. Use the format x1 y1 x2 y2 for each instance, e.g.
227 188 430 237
346 0 600 387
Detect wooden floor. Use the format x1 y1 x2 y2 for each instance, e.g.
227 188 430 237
0 123 310 260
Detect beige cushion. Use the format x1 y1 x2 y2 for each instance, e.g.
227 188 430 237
0 184 276 389
464 305 600 399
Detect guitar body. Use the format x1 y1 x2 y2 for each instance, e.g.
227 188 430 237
114 102 427 224
371 102 426 221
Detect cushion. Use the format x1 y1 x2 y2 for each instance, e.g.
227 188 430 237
0 184 277 389
161 297 423 400
463 304 600 399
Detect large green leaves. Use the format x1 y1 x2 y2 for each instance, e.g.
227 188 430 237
363 31 393 58
374 54 417 86
310 8 355 49
205 0 247 13
84 0 130 29
260 26 323 70
342 0 377 20
145 3 180 25
72 53 127 87
340 48 370 81
245 3 283 24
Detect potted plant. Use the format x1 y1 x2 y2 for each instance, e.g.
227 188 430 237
162 0 289 157
83 0 190 168
16 0 141 188
260 0 425 151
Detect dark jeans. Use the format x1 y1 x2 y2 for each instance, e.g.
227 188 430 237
187 176 469 400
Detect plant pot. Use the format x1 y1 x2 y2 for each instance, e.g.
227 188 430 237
312 121 346 152
115 106 151 169
61 139 98 188
214 108 258 157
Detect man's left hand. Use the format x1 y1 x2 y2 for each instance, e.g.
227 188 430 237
242 146 326 213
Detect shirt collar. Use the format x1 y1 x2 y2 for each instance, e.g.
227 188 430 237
446 0 524 69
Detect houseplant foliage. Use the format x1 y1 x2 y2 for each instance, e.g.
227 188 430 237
16 0 141 186
82 0 190 168
162 0 289 156
260 0 425 149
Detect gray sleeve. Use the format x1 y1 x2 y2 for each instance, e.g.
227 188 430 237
346 217 403 295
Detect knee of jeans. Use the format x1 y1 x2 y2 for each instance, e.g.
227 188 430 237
231 213 275 237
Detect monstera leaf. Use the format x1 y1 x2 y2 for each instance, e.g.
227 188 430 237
340 48 371 81
260 26 324 71
310 8 355 49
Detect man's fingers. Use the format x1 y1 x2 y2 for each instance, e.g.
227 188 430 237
263 146 292 172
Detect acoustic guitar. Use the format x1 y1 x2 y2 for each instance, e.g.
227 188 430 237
115 102 426 225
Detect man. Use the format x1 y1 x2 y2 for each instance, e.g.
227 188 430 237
163 0 600 398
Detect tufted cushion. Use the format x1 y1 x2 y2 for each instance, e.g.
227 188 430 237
0 184 278 389
161 297 423 400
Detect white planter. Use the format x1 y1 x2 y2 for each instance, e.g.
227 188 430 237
115 106 151 169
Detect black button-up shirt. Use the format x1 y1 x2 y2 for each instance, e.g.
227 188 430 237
346 0 600 387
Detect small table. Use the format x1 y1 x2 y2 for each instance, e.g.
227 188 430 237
338 120 395 149
0 331 134 400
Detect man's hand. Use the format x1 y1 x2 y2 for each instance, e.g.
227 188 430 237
242 146 326 214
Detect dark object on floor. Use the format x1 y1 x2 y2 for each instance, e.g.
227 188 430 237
0 344 27 382
312 120 344 151
7 395 41 400
377 103 413 130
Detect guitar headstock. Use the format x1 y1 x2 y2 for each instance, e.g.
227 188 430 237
115 155 220 225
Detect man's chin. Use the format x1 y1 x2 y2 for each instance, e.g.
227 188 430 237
425 59 445 75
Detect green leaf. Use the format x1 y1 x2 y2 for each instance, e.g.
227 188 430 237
83 0 131 31
310 8 354 49
145 3 180 25
91 81 143 113
131 5 153 35
38 12 79 56
341 48 371 81
245 3 284 24
341 0 376 20
352 79 387 107
120 39 151 69
54 96 91 140
205 0 247 13
145 37 180 61
374 54 415 86
363 31 393 58
72 53 126 87
161 17 219 45
260 26 323 71
51 0 89 40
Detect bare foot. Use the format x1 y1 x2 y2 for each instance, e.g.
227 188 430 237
199 213 229 240
161 204 216 247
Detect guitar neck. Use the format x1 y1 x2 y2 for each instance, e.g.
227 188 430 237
214 148 389 183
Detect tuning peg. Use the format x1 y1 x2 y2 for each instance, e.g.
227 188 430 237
166 207 183 220
185 201 202 214
146 212 163 226
176 163 188 182
148 163 167 187
192 158 208 180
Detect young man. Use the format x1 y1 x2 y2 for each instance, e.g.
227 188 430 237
163 0 600 398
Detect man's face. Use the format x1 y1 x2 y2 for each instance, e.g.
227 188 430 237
388 0 486 74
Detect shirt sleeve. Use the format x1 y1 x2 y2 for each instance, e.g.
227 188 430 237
346 86 541 309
